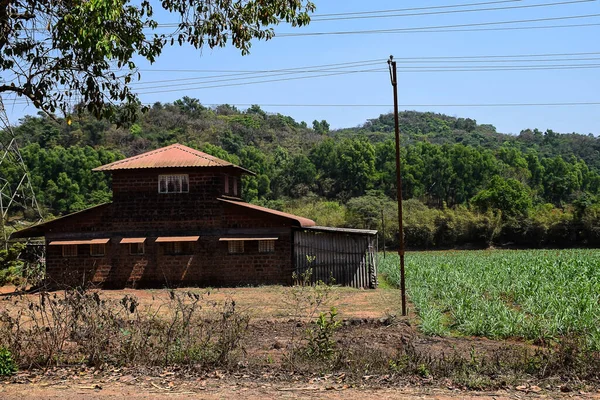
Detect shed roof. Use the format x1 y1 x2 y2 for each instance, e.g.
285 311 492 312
300 226 378 236
93 143 254 174
219 199 316 228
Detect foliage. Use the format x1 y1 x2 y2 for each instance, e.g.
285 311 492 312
379 250 600 348
304 307 341 360
472 176 532 218
1 0 314 122
283 268 338 368
5 102 600 250
0 243 25 286
0 289 249 368
0 347 17 376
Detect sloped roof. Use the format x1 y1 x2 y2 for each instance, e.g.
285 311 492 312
93 143 254 174
219 198 316 228
10 203 112 239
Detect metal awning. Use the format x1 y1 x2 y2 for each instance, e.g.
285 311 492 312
219 237 278 241
120 238 146 244
49 238 110 245
155 236 199 242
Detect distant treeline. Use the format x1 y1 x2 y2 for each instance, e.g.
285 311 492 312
3 97 599 248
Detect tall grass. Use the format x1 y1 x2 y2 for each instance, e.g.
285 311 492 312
378 249 600 347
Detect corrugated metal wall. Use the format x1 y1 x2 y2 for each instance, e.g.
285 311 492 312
293 230 377 289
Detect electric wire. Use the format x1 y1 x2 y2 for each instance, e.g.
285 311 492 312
276 13 600 36
128 63 600 90
152 0 594 25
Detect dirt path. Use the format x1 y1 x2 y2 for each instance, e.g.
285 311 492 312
2 381 598 400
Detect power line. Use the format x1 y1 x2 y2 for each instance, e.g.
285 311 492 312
130 61 385 87
152 0 592 25
129 51 600 74
309 0 596 22
3 62 598 102
4 97 599 108
388 57 600 64
128 63 600 90
276 13 600 37
135 68 389 94
130 59 600 87
392 51 600 60
308 0 521 17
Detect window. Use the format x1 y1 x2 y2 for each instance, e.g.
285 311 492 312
90 244 106 256
232 177 238 196
164 241 193 255
158 174 189 193
258 240 275 253
228 241 244 254
62 245 78 257
130 243 145 255
224 175 229 194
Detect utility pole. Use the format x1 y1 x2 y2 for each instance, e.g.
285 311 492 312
388 56 407 317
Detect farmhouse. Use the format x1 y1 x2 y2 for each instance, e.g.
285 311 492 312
12 144 377 289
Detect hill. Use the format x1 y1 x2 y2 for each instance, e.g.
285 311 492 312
2 98 599 248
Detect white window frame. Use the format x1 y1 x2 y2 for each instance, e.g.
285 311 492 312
129 242 145 255
90 244 106 257
62 245 78 257
228 241 244 254
158 174 189 193
258 240 275 253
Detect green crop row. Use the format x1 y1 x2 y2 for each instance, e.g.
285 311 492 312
378 249 600 348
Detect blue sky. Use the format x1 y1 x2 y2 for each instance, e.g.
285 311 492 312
4 0 600 135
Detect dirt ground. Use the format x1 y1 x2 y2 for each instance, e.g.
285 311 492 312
1 372 599 399
2 384 599 400
0 285 597 399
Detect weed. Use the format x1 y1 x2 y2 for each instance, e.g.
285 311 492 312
0 347 17 376
305 307 341 360
0 288 249 369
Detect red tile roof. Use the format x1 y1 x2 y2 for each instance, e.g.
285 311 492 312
93 143 253 174
219 199 316 227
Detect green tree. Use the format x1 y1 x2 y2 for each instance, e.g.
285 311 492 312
472 176 532 219
1 0 314 122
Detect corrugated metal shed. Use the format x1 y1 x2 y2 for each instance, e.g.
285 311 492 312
293 227 377 289
93 143 254 174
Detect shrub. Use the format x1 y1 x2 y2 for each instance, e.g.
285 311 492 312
0 347 17 376
0 289 249 368
304 307 341 360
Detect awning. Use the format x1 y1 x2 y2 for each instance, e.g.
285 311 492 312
155 236 199 242
120 238 146 244
49 238 110 245
219 237 278 241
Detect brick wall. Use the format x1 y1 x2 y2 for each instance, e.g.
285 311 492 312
42 170 299 288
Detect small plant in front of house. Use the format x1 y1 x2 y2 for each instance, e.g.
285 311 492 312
0 347 17 376
305 307 341 360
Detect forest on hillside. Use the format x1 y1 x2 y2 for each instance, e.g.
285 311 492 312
2 97 600 249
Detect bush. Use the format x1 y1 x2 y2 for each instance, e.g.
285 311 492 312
0 243 25 286
304 307 341 360
0 289 249 368
0 347 17 376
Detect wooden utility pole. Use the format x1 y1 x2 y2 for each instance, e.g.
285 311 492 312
388 56 407 317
